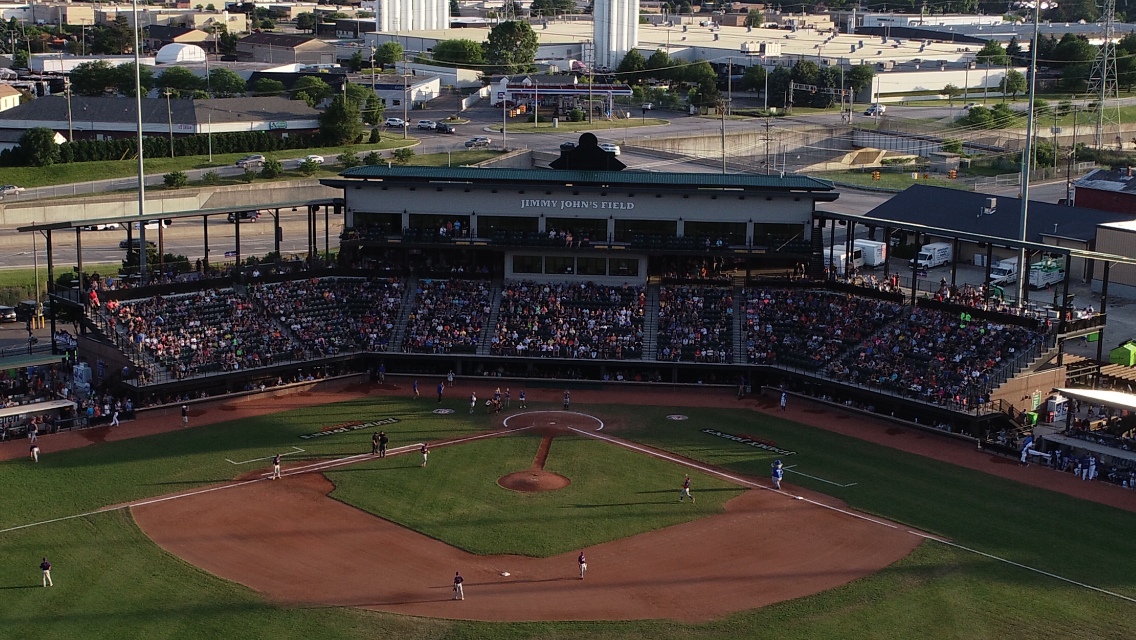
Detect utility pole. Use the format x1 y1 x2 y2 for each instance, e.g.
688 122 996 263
164 89 174 158
764 117 772 174
1017 0 1044 308
131 0 147 285
402 71 408 139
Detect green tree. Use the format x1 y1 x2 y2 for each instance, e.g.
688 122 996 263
291 76 333 105
1052 32 1096 66
157 66 205 92
338 151 362 167
298 158 320 176
374 41 404 69
112 63 155 97
392 147 416 165
12 49 28 69
348 50 365 72
942 138 963 154
959 105 994 128
368 127 381 143
845 65 875 93
218 28 239 56
616 48 646 82
18 128 60 167
1005 36 1024 65
684 60 717 85
296 12 318 32
644 49 671 81
432 39 485 66
450 0 461 17
163 171 189 188
767 66 791 108
253 78 286 96
260 158 283 179
999 69 1027 99
320 95 363 145
943 83 962 107
991 103 1017 128
346 83 384 124
92 16 133 55
740 65 766 92
363 150 382 165
485 21 538 74
790 60 820 86
744 8 763 27
208 67 246 97
975 40 1008 66
70 60 115 96
260 18 275 29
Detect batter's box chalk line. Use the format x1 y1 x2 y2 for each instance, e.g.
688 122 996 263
226 447 305 465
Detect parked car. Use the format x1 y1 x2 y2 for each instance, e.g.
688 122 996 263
963 102 978 109
0 185 24 197
560 141 577 151
80 223 120 231
864 104 886 116
132 219 172 231
118 238 157 249
0 306 16 323
434 123 457 134
384 117 406 127
465 136 492 148
302 154 324 164
227 210 261 223
417 120 437 130
236 154 266 168
599 143 621 156
641 102 654 110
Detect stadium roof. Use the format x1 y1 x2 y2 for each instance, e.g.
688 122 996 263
329 166 838 195
853 184 1134 244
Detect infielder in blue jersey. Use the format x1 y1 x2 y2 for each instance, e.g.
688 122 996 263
772 460 784 490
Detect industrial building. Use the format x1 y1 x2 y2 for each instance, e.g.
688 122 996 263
367 0 449 32
593 0 640 70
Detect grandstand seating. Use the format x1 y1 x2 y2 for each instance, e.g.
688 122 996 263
656 286 733 362
402 279 492 354
491 281 645 359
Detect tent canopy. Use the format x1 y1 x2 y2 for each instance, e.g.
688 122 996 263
155 43 207 64
1056 388 1136 413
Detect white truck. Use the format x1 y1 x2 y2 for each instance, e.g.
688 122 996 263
988 257 1019 286
911 242 953 269
853 239 887 267
1029 258 1065 289
824 247 864 275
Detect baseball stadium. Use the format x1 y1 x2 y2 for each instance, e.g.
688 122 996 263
2 152 1135 639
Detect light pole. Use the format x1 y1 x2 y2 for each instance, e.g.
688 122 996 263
131 0 147 284
402 71 409 139
164 89 174 158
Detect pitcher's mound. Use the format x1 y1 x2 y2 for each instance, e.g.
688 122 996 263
498 470 570 492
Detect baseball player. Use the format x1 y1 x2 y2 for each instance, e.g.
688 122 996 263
563 390 570 410
421 442 429 467
29 423 38 443
578 551 587 579
182 405 188 424
378 431 389 457
494 387 501 404
437 382 444 403
110 409 120 427
372 432 380 455
505 387 511 409
453 572 465 600
413 380 419 399
40 558 52 587
679 475 694 502
447 370 454 387
469 393 477 414
519 390 526 409
772 460 784 490
780 392 787 411
30 444 40 463
271 454 282 480
378 363 386 384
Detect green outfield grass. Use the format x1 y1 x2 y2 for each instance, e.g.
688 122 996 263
327 430 743 557
0 396 1134 639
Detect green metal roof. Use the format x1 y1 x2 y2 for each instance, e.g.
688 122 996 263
333 166 835 191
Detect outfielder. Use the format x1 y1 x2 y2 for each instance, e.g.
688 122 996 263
271 454 282 480
469 393 477 414
679 475 694 502
453 572 465 600
578 551 587 579
40 557 52 587
772 460 784 490
421 442 429 467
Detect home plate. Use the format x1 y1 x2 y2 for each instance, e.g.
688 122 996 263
501 572 511 577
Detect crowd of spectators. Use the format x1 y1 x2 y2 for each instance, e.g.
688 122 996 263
403 279 491 354
252 277 404 356
656 286 733 363
660 258 733 282
491 281 644 359
826 307 1044 408
744 289 903 369
104 289 301 378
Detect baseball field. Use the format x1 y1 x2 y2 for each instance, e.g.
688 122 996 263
1 379 1134 639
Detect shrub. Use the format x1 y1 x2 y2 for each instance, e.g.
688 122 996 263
260 159 284 179
369 127 381 143
241 168 258 183
568 108 585 122
392 148 416 165
201 170 220 185
363 151 382 165
163 171 189 188
941 138 963 154
299 158 320 176
338 152 362 168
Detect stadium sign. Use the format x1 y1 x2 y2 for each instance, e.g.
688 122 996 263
520 199 635 211
299 417 399 440
701 429 796 456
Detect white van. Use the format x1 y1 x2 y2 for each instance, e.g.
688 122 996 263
1029 259 1065 288
824 247 864 275
989 257 1019 286
911 242 952 269
132 219 172 231
853 239 887 267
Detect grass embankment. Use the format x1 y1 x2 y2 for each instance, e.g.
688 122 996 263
1 138 418 189
491 118 669 133
1 397 1135 638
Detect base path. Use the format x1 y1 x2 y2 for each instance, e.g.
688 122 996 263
133 464 918 623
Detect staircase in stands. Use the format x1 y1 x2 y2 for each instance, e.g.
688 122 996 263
477 278 503 356
642 278 661 361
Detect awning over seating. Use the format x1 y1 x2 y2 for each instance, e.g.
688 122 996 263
1056 388 1136 413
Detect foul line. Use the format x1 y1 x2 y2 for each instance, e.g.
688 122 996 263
503 410 605 431
566 426 1136 607
783 465 857 488
226 447 306 465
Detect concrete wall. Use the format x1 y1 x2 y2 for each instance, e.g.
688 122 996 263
0 181 339 226
626 125 852 172
473 149 532 169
